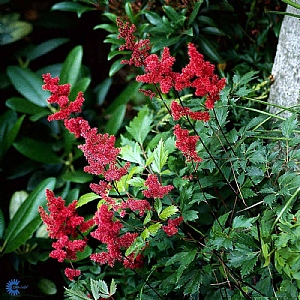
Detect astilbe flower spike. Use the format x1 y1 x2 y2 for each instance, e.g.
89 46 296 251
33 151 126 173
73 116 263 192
38 189 94 280
143 174 174 199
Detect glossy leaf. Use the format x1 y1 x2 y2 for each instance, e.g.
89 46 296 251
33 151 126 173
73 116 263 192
198 36 222 62
0 13 33 45
105 81 141 114
13 137 61 164
51 2 95 17
60 45 83 87
7 66 50 107
77 193 100 208
26 38 69 61
109 58 124 77
69 77 91 101
159 205 178 221
61 170 93 183
2 114 25 155
105 104 126 135
3 177 56 253
95 78 112 106
6 97 49 115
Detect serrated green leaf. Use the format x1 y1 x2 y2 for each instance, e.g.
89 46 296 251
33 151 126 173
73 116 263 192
109 279 117 296
128 177 145 187
148 223 162 235
232 215 259 229
154 198 162 215
282 115 297 138
151 139 168 173
159 205 178 221
13 137 61 164
7 66 49 106
3 177 56 253
141 228 150 240
120 143 145 166
143 210 152 225
64 288 90 300
126 107 153 145
125 236 144 257
182 210 199 222
60 45 83 86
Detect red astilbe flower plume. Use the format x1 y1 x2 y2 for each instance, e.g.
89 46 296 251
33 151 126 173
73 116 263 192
90 205 141 268
42 73 84 121
143 174 174 199
117 17 151 67
39 189 94 280
162 216 184 236
174 43 226 109
170 100 210 122
136 47 177 94
173 124 202 162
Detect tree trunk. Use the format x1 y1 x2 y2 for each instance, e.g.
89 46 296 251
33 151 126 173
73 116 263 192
268 1 300 117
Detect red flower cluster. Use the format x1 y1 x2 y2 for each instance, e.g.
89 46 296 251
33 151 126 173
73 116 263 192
42 73 84 121
90 204 142 269
162 216 184 236
143 174 174 199
43 74 130 184
39 189 94 280
117 17 151 67
170 100 210 122
174 43 226 110
173 124 202 162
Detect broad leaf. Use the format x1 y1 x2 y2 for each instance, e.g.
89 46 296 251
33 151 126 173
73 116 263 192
3 177 56 253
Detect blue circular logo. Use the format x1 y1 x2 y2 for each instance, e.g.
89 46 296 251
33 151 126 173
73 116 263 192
6 279 20 296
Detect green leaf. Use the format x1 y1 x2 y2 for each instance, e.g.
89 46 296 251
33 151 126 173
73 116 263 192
13 137 61 164
151 139 168 173
95 78 112 106
188 1 203 25
106 81 141 113
105 104 126 135
26 38 69 61
0 13 33 45
6 97 49 115
154 198 162 215
61 170 93 183
163 6 182 23
126 107 153 145
3 177 56 253
51 2 95 17
281 115 297 138
148 223 162 235
232 215 259 229
125 2 135 23
2 114 25 155
198 36 222 62
109 279 117 296
69 77 91 101
159 205 178 221
60 45 83 86
0 208 5 239
77 192 100 208
109 58 124 77
125 236 144 256
182 210 199 222
120 143 145 166
64 288 90 300
7 66 50 107
152 36 180 52
9 190 28 220
201 26 225 36
38 278 57 295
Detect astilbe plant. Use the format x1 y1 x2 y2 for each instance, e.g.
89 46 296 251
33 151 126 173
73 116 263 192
39 16 230 297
